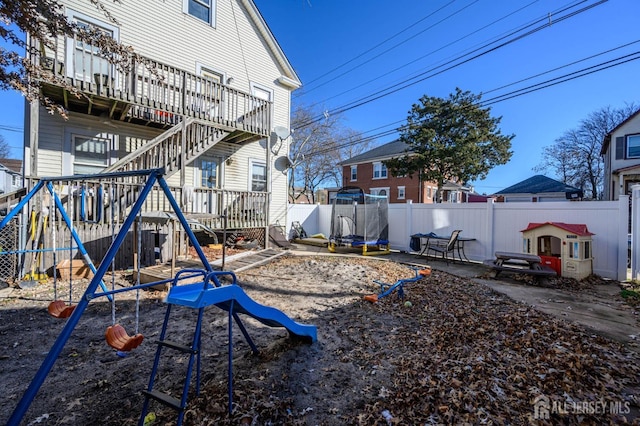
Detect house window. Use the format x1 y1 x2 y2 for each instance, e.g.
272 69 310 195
11 174 21 187
73 135 109 174
350 165 357 181
251 85 271 101
66 11 118 83
523 238 531 254
185 0 217 26
373 162 387 179
200 157 219 188
196 63 224 117
398 186 405 200
370 188 389 197
250 161 267 192
628 134 640 158
427 186 432 199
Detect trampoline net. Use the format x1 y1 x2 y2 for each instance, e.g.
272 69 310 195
330 189 388 244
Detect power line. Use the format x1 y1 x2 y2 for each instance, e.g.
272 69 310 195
295 0 607 130
0 125 22 133
296 0 457 90
304 0 542 110
295 0 477 97
298 47 639 160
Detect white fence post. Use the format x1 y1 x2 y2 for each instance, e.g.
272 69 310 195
486 198 495 260
631 187 640 281
620 194 631 282
405 200 413 252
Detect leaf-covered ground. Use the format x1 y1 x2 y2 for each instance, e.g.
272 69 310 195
1 255 639 425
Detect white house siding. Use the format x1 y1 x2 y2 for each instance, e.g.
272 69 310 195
35 0 297 227
604 113 640 200
35 111 163 177
52 0 295 225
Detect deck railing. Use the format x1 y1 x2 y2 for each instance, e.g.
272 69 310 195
24 177 267 230
33 37 271 136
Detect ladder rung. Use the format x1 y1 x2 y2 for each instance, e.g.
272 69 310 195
157 339 197 354
142 390 183 411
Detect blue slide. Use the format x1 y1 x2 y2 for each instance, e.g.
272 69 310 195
166 282 317 342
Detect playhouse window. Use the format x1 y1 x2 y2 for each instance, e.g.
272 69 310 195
523 238 531 253
569 242 580 259
584 241 591 259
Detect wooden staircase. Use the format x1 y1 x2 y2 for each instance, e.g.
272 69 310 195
103 117 230 178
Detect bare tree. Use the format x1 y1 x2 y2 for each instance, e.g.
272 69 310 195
535 104 638 199
0 135 13 159
289 104 368 203
1 1 137 117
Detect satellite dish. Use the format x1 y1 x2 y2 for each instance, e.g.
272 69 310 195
274 126 290 140
274 155 293 172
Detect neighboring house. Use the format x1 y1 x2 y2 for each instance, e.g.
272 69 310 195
289 187 313 204
338 140 472 203
494 175 583 202
25 1 300 253
0 159 23 194
600 108 640 201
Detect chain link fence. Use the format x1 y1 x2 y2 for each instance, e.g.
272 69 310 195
0 217 20 283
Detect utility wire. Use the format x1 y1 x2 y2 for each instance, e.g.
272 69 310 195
295 0 477 97
304 0 542 109
298 48 639 160
297 0 456 89
295 0 606 130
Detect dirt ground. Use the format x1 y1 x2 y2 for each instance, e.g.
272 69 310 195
2 253 640 425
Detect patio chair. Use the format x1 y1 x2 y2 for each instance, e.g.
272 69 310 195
425 230 461 264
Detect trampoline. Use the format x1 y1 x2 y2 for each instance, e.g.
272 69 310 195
328 187 390 255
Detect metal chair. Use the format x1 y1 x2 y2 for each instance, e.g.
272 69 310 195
426 230 462 264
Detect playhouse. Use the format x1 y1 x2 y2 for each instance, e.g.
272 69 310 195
521 222 594 280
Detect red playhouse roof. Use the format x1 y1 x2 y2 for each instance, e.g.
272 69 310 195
521 222 594 236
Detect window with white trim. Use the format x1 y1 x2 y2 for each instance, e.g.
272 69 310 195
184 0 217 26
250 161 267 192
398 186 405 200
373 162 387 179
627 134 640 158
66 11 118 83
200 157 220 188
196 63 224 117
350 165 357 181
73 134 110 174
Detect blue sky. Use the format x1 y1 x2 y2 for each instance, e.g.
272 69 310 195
0 1 638 195
254 0 640 194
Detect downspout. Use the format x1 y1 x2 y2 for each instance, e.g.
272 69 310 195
265 132 272 248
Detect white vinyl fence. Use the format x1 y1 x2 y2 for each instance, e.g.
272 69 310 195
287 197 630 281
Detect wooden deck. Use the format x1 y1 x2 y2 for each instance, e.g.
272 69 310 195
136 249 287 289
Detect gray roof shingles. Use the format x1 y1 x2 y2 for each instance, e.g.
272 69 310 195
339 140 411 165
495 175 581 195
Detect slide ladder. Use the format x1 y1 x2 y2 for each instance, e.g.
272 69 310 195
139 302 206 426
139 269 316 425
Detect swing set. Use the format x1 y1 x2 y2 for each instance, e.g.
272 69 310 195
18 176 145 351
5 168 317 426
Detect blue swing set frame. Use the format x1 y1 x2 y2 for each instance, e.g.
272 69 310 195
3 168 220 425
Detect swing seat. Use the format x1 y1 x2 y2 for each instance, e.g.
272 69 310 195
48 300 76 318
105 324 144 352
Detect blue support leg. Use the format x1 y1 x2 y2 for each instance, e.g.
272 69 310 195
7 171 159 426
